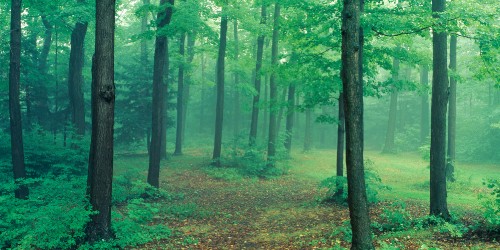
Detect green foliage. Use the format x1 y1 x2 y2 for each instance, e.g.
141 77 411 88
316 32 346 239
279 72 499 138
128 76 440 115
372 201 412 232
480 179 500 228
319 160 390 204
330 220 352 243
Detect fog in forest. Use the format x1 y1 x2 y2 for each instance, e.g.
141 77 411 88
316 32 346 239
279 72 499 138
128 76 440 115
1 0 499 249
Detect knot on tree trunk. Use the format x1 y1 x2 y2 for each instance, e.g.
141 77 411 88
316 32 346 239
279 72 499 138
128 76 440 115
99 85 115 102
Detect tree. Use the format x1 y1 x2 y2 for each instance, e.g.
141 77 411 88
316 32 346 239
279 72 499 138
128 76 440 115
284 83 295 153
430 0 450 220
446 35 457 182
249 4 266 146
148 0 174 187
232 20 241 136
341 0 373 248
420 65 430 144
68 0 89 135
10 0 28 199
267 2 280 167
336 92 345 196
86 0 116 241
212 3 228 167
382 57 399 154
174 32 186 156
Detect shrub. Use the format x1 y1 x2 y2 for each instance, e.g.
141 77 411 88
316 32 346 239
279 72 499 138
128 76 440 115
480 179 500 229
372 201 412 232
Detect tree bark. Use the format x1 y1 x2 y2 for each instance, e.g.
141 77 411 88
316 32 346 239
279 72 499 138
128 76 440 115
249 4 266 146
284 84 295 153
148 0 174 187
336 92 345 195
232 20 241 136
10 0 28 199
212 6 228 167
420 65 430 144
341 0 374 248
174 32 186 155
68 0 89 135
86 0 116 242
430 0 450 220
446 35 457 182
267 3 280 167
382 57 399 154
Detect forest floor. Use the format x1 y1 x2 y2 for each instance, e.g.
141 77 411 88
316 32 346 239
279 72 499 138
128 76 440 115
116 148 500 249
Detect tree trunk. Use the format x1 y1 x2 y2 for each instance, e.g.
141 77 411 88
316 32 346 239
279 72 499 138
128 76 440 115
86 0 116 242
267 3 280 167
141 0 150 150
10 0 28 199
33 15 52 129
284 84 295 153
276 87 287 136
68 0 89 135
336 92 345 195
232 20 241 136
430 0 450 220
148 0 174 188
174 32 186 155
182 32 196 145
382 57 399 154
341 0 374 248
212 6 228 167
446 35 457 182
303 108 312 151
199 52 206 132
262 76 269 139
420 65 430 144
249 4 266 146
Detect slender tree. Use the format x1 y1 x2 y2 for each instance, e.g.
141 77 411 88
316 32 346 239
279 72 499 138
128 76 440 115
341 0 374 248
86 0 116 241
336 92 345 196
267 3 280 167
10 0 28 199
181 32 196 146
447 35 457 182
249 4 266 146
148 0 174 187
284 83 295 153
430 0 450 220
232 20 241 136
32 15 52 129
382 57 399 153
420 65 430 144
303 107 312 151
68 0 89 135
212 4 228 167
174 32 186 155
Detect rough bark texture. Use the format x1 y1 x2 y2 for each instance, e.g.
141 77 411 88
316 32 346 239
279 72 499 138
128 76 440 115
430 0 450 220
232 20 241 136
249 4 266 146
267 3 280 167
86 0 116 242
284 84 295 153
174 33 186 156
68 0 89 135
212 9 228 167
447 35 457 182
341 0 374 248
382 57 399 154
420 66 430 144
336 92 345 195
10 0 28 199
148 0 174 187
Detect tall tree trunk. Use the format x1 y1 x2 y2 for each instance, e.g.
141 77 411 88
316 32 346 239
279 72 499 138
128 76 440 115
341 0 373 248
284 84 295 153
336 92 345 196
141 0 150 150
276 87 287 135
249 4 266 145
420 65 430 144
68 0 89 135
199 52 206 132
303 108 312 151
174 33 186 155
182 32 196 145
33 15 52 129
262 76 269 139
382 57 399 153
212 6 228 167
10 0 28 199
86 0 116 242
232 20 241 136
446 35 457 182
430 0 450 220
148 0 174 188
267 3 280 167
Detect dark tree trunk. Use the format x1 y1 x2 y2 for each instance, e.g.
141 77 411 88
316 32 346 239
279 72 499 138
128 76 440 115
341 0 374 248
430 0 450 220
174 32 186 156
249 4 266 146
284 84 295 153
262 76 269 139
10 0 28 199
447 35 457 182
420 65 430 144
86 0 116 242
182 32 196 145
212 7 228 167
267 3 280 167
336 92 345 195
382 57 399 154
232 20 241 136
68 0 89 135
148 0 174 188
303 108 312 151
